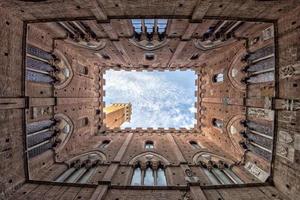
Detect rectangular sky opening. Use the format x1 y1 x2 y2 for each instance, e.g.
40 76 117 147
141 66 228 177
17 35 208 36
104 70 197 129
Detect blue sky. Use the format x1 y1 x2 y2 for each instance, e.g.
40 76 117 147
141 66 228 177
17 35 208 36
104 70 196 128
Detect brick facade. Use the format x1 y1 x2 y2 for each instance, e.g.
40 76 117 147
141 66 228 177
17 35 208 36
1 1 300 200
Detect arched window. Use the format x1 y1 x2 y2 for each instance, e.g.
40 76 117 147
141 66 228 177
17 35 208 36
131 19 168 49
26 120 56 158
195 153 243 185
55 152 105 184
131 163 167 186
212 118 223 128
144 166 155 186
189 141 201 149
131 165 142 186
156 166 167 186
145 141 154 149
26 44 56 84
212 73 224 83
200 163 243 185
240 120 273 161
99 140 110 148
26 45 73 88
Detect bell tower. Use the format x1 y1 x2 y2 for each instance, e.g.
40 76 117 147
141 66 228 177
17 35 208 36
103 103 132 128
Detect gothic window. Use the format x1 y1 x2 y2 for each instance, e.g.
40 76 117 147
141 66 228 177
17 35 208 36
99 140 110 148
132 19 142 34
189 141 201 149
212 73 224 83
157 19 168 33
212 118 223 128
240 120 273 161
131 163 167 186
132 19 167 36
156 166 167 186
145 141 154 149
26 120 56 158
242 45 275 84
131 165 142 186
196 153 243 185
26 45 73 88
130 19 168 49
201 165 243 185
26 114 74 158
144 166 155 186
26 44 56 83
55 152 104 183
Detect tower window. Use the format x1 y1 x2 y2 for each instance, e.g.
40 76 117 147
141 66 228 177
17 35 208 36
99 140 111 148
189 141 201 149
145 141 154 149
212 73 224 82
212 118 223 128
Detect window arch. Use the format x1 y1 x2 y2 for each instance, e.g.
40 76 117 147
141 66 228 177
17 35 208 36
25 46 73 89
189 141 202 149
99 140 111 148
52 113 74 153
130 19 169 51
193 152 243 185
212 118 223 128
26 113 74 158
131 162 167 186
54 152 106 183
129 152 169 186
145 141 154 149
26 120 55 158
212 73 224 83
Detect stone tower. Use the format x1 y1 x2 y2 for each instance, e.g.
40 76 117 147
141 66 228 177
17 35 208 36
104 103 132 128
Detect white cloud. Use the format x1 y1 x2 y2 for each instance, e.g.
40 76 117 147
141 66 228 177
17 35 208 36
104 70 195 128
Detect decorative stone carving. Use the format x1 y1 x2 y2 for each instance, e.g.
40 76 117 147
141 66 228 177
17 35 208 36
276 130 295 162
280 62 300 79
52 49 74 89
185 169 194 177
226 115 247 157
275 99 290 110
66 151 106 166
247 108 274 121
228 46 247 91
276 144 288 158
193 152 235 167
262 26 274 41
129 38 169 51
53 113 74 153
278 130 294 144
244 161 269 182
184 169 199 183
129 152 170 167
193 38 236 51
